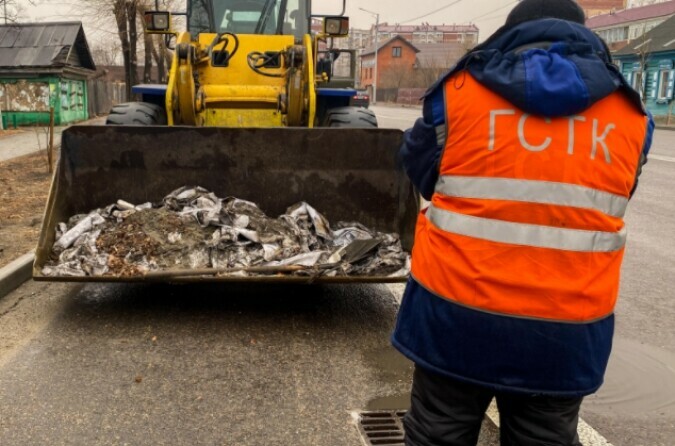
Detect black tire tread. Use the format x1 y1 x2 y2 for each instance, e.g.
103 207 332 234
106 102 167 126
324 107 378 128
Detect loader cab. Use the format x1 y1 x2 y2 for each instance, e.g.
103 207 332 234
188 0 309 41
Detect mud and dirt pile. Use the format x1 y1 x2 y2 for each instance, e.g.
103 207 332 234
41 187 410 279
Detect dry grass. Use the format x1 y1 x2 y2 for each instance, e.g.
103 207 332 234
0 151 52 268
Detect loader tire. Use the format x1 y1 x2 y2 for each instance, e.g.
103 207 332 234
324 107 378 128
106 102 167 126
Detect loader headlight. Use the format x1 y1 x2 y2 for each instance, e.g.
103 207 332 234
323 17 349 37
145 11 171 32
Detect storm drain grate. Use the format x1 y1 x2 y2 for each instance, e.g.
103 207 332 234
356 410 407 446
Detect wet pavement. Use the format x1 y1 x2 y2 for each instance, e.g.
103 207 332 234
0 282 410 445
0 279 501 445
585 338 675 417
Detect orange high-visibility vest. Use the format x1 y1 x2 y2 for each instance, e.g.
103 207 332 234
411 72 649 323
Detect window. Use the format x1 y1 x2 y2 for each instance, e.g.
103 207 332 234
603 26 628 43
189 0 307 39
632 70 643 92
658 67 674 102
392 46 402 58
659 70 671 98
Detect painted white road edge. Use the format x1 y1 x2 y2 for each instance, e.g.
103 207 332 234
650 154 675 163
386 284 614 446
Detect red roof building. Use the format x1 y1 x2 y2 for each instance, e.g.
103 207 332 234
586 0 675 49
579 0 627 17
375 23 479 46
360 36 420 100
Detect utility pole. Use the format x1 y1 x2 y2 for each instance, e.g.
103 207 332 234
360 7 379 105
4 1 8 25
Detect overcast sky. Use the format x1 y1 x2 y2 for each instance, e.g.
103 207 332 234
23 0 519 48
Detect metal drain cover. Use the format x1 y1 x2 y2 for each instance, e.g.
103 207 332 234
356 410 407 445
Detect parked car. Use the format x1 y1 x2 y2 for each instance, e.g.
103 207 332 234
351 90 370 108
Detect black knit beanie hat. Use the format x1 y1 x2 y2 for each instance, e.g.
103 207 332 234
505 0 586 28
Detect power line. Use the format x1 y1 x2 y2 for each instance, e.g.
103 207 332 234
397 0 517 27
399 0 467 24
467 0 519 23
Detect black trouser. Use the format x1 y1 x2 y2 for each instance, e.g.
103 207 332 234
404 366 583 446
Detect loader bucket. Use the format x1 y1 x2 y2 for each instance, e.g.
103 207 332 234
34 125 419 283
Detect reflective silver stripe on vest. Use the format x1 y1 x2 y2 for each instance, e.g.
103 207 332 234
426 205 627 252
436 176 629 218
435 124 447 147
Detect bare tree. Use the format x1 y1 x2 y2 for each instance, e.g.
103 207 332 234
380 62 416 102
137 1 155 83
1 0 36 24
38 0 178 95
92 40 122 66
635 35 652 105
151 35 170 83
116 0 139 97
409 41 475 89
414 56 450 89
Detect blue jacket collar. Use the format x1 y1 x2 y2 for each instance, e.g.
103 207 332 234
425 19 644 117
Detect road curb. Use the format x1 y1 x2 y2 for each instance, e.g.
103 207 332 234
656 125 675 131
0 253 34 300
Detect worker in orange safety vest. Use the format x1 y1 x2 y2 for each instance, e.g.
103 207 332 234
392 1 654 445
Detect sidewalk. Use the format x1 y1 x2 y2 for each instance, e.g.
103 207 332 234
0 117 105 163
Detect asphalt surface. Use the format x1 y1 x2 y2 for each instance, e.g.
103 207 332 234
0 117 105 163
0 106 672 445
0 282 402 445
0 126 65 163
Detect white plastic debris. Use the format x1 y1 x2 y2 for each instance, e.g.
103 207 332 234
43 186 411 278
54 213 106 251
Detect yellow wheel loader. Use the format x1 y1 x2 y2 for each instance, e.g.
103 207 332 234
33 0 418 283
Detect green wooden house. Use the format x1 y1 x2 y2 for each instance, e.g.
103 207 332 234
614 15 675 117
0 22 96 127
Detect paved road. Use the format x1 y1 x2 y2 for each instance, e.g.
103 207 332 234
0 127 64 163
373 104 675 446
0 117 106 163
0 280 500 445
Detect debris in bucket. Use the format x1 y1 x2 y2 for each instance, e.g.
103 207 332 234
41 187 411 279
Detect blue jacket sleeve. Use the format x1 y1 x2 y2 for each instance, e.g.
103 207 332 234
630 111 654 198
400 92 445 201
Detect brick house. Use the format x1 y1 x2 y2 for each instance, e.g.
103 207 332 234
578 0 627 17
360 35 419 101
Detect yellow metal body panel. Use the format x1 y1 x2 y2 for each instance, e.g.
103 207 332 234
165 32 194 126
202 85 280 105
304 34 316 128
192 34 295 128
203 108 283 127
164 32 328 128
196 34 293 86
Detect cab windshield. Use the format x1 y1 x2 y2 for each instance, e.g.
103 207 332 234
189 0 308 39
